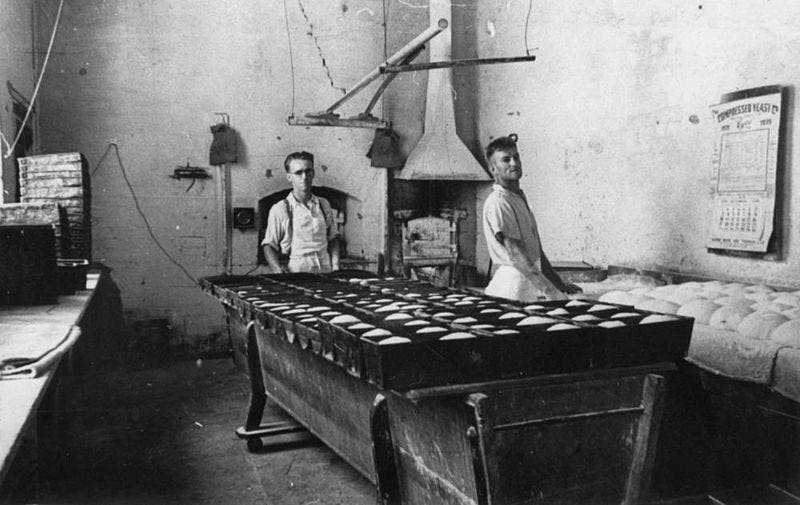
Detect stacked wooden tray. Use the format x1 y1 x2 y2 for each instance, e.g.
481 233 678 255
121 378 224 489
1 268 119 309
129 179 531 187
200 273 694 390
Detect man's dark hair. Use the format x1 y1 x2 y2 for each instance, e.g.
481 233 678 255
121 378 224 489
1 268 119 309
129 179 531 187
485 134 519 161
284 151 314 172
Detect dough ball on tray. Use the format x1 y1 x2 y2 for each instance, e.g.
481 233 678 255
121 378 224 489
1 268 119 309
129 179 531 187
547 323 580 331
378 336 412 345
639 314 678 324
677 299 721 325
708 305 754 331
737 311 789 340
598 320 626 328
769 320 800 348
439 332 475 341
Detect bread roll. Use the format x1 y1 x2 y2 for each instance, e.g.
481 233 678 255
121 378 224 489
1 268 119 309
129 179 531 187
677 299 722 325
439 332 475 340
498 312 527 320
769 320 800 348
598 320 626 328
737 312 789 340
378 336 411 345
329 314 361 325
452 316 478 324
363 328 393 338
572 314 601 322
640 314 678 324
547 323 580 331
517 316 558 326
708 305 754 331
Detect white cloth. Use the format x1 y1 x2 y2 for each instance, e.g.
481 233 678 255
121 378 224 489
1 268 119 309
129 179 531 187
485 265 564 303
288 250 332 274
262 192 338 273
482 184 564 301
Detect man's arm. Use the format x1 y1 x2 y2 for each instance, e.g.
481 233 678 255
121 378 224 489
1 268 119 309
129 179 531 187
503 235 542 280
540 251 582 294
263 244 286 274
328 236 341 271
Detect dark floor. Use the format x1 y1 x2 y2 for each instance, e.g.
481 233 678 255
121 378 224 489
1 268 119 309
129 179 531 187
30 357 375 505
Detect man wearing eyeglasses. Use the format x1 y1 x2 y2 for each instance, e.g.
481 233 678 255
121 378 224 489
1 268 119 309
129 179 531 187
262 151 341 273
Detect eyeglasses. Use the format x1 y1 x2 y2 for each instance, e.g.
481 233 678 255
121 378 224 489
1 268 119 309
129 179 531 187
289 168 315 177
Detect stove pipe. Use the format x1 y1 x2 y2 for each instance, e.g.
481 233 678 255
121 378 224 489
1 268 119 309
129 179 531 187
394 0 491 181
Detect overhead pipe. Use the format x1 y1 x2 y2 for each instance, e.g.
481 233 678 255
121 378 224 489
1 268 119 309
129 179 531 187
310 18 449 117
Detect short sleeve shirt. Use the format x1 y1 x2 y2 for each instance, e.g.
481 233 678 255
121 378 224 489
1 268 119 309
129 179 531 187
482 184 542 268
262 193 338 255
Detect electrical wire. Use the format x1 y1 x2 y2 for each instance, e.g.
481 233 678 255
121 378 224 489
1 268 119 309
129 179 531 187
283 0 296 117
381 0 388 118
2 0 64 159
524 0 534 56
103 143 198 285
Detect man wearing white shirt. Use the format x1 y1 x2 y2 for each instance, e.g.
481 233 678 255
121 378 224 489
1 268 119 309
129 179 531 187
482 135 581 302
262 151 341 273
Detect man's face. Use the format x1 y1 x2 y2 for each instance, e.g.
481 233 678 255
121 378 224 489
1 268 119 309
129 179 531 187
488 147 522 184
286 158 314 191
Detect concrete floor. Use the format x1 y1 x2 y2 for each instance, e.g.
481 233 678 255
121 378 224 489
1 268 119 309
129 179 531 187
34 358 376 505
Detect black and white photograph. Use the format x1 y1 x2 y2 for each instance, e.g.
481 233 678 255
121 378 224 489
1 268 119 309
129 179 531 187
1 1 799 504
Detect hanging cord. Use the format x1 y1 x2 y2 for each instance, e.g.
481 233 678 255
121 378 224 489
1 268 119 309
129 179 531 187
381 0 388 118
524 0 534 56
93 143 198 285
1 0 64 159
283 0 297 117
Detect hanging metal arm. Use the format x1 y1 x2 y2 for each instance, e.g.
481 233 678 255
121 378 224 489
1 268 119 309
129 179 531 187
288 19 447 128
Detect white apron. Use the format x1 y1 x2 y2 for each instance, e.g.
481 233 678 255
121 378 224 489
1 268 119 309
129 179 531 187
485 265 566 302
287 203 331 274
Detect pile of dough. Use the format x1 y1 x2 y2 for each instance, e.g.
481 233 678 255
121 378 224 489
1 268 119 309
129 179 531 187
636 299 680 315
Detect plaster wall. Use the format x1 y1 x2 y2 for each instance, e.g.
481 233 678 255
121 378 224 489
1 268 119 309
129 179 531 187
35 0 390 350
0 0 36 202
474 0 800 288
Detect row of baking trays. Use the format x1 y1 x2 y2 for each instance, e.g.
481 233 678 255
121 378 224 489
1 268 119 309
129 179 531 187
201 273 694 390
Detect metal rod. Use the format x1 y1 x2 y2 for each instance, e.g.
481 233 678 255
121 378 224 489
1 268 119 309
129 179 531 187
363 44 426 117
318 18 448 115
492 406 645 432
380 55 537 74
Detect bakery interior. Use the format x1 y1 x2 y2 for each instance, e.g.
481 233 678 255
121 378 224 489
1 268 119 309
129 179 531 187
2 1 800 504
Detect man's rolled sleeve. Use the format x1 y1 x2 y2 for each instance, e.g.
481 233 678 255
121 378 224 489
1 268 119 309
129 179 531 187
262 204 288 254
484 199 521 243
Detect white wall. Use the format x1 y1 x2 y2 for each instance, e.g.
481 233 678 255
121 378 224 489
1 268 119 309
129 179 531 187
474 0 800 288
0 0 36 202
36 0 390 349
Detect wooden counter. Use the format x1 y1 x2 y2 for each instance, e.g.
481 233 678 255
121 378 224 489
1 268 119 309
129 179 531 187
0 271 101 494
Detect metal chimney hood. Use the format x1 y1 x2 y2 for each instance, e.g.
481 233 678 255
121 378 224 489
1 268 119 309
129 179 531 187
395 0 492 181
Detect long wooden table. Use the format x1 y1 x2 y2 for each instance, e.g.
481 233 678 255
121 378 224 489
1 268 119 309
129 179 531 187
207 274 686 505
0 271 101 496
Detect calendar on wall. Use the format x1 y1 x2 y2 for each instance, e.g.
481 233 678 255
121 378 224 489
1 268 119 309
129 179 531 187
707 90 782 253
